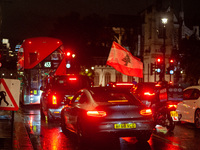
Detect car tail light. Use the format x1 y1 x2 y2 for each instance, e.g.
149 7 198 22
69 77 77 81
87 111 107 117
168 104 177 109
140 109 152 116
52 95 57 105
116 83 133 86
144 92 155 96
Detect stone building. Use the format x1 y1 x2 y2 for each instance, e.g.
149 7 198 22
141 1 196 83
92 0 198 86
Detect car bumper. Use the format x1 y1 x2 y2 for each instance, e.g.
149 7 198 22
49 106 64 119
80 119 154 138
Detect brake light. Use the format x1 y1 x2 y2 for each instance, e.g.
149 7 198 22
140 109 152 116
168 104 177 109
144 92 155 96
87 111 107 117
52 95 57 105
69 77 77 81
116 83 133 86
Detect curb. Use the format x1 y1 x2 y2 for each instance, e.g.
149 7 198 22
13 111 34 150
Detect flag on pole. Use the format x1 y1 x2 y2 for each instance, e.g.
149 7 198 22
106 41 143 78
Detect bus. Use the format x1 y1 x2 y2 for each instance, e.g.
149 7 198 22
17 37 67 105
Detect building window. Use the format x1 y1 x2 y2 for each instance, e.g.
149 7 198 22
94 72 99 86
116 72 122 82
105 72 111 85
127 76 133 82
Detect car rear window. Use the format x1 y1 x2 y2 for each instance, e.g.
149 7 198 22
90 88 142 105
52 76 91 91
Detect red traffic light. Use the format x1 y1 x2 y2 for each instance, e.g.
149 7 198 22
169 59 174 63
66 52 71 57
157 58 162 63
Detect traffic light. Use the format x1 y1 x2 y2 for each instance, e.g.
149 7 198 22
150 63 155 75
156 58 163 73
167 59 175 74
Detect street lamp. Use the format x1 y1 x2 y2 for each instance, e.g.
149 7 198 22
161 17 168 81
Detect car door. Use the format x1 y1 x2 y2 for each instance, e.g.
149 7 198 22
66 91 89 132
184 89 200 123
177 89 194 122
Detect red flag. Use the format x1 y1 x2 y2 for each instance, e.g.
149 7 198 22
106 41 143 78
54 57 66 75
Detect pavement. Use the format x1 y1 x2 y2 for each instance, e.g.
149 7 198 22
0 110 33 150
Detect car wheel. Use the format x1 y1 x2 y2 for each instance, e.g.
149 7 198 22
166 114 175 132
195 109 200 128
61 115 67 133
77 123 88 146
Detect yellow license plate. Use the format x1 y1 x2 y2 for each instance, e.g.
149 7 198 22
114 123 136 129
170 111 178 117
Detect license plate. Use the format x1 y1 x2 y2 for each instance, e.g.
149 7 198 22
170 111 179 121
114 123 136 129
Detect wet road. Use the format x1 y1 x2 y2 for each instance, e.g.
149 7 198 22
21 105 200 150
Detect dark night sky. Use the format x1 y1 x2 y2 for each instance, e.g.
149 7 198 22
1 0 200 47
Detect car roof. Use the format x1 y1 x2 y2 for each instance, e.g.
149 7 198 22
184 85 200 91
85 87 131 93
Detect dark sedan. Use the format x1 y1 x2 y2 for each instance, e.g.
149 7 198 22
61 87 154 144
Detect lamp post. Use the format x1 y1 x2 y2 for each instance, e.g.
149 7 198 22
161 17 168 81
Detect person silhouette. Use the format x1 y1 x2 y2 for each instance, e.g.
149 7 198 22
0 91 9 106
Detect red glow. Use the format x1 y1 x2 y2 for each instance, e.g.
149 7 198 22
66 52 71 56
144 92 155 96
57 41 60 44
87 111 107 117
116 83 133 86
52 95 57 105
157 58 161 62
140 109 152 116
170 59 174 63
28 41 32 44
69 77 77 81
168 104 177 109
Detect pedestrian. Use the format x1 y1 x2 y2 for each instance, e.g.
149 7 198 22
0 91 9 106
132 78 137 85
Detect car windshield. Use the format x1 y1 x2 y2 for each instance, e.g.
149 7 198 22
90 88 142 105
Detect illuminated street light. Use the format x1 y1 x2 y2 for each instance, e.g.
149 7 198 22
161 18 168 26
161 17 168 81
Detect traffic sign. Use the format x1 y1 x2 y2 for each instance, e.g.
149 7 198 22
0 79 20 111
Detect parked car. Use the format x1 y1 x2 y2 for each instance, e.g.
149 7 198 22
40 74 92 122
176 85 200 128
61 87 154 144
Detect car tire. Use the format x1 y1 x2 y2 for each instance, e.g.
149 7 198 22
166 113 175 132
195 109 200 128
77 122 88 146
61 115 67 133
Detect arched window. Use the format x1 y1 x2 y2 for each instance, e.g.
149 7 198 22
105 72 111 85
116 72 122 82
94 72 100 86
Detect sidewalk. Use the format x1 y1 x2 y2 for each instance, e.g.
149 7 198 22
0 110 33 150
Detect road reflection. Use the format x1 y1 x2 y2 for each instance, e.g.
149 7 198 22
22 105 191 150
